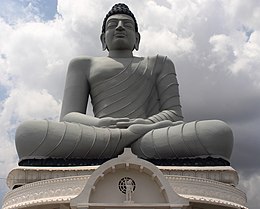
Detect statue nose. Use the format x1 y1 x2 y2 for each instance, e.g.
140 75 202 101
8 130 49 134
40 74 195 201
116 21 124 30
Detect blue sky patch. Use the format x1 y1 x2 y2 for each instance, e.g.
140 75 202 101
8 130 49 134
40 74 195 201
0 0 58 23
0 85 8 101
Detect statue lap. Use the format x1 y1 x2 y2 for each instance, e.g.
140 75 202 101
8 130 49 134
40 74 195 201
16 100 233 165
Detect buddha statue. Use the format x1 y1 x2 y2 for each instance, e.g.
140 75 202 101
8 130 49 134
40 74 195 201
15 3 233 165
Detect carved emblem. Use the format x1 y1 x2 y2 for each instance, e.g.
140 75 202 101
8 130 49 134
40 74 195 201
118 177 136 203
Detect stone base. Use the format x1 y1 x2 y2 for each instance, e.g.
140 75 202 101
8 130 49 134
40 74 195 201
3 149 247 209
7 166 238 190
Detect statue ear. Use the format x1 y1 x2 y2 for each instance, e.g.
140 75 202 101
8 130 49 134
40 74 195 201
100 33 107 51
134 32 141 51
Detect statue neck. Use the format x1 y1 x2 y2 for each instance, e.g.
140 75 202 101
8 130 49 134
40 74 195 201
108 50 133 58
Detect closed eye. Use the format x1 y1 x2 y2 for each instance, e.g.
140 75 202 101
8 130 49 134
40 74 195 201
124 23 134 29
107 21 117 29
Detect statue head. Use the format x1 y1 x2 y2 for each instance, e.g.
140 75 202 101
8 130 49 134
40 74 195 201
101 3 140 52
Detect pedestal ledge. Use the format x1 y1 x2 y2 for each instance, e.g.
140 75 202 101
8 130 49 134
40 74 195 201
7 163 238 189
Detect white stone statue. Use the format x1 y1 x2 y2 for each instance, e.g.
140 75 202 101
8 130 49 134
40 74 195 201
125 179 134 202
15 3 233 164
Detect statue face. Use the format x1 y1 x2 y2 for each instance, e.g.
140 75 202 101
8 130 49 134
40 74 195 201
101 14 140 51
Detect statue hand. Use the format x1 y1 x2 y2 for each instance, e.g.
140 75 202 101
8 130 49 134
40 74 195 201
116 118 152 128
128 120 183 135
98 117 130 128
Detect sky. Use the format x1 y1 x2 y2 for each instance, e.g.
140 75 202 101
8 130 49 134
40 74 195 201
0 0 259 208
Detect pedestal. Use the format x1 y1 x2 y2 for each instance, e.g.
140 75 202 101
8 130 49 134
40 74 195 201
2 149 247 209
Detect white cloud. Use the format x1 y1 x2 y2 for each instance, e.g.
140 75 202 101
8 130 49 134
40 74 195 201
0 87 61 179
223 0 260 30
230 31 260 84
1 88 61 123
138 30 194 57
209 31 260 87
209 35 234 59
4 21 76 95
239 172 260 209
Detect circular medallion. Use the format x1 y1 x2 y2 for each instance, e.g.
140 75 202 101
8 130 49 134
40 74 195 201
118 177 136 194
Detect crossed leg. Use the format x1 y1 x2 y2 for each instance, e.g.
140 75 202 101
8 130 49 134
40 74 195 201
15 119 233 161
131 120 233 160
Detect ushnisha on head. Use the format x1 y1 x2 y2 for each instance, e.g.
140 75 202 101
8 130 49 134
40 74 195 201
102 3 138 33
100 3 140 52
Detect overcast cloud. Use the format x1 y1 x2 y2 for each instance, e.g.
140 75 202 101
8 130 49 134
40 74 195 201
0 0 259 208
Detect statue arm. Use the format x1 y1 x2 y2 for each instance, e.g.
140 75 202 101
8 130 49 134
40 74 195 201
60 59 130 127
147 56 183 123
60 58 90 121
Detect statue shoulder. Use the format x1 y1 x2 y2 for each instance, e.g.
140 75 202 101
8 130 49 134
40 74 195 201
69 56 93 67
148 55 176 74
67 56 93 76
148 54 174 64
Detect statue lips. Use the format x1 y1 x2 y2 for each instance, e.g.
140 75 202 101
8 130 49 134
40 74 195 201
114 32 127 38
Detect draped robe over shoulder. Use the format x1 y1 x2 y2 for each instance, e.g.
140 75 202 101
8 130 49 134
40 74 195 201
90 55 183 122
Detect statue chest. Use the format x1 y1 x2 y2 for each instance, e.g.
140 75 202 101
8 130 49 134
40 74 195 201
89 57 159 118
88 57 154 89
